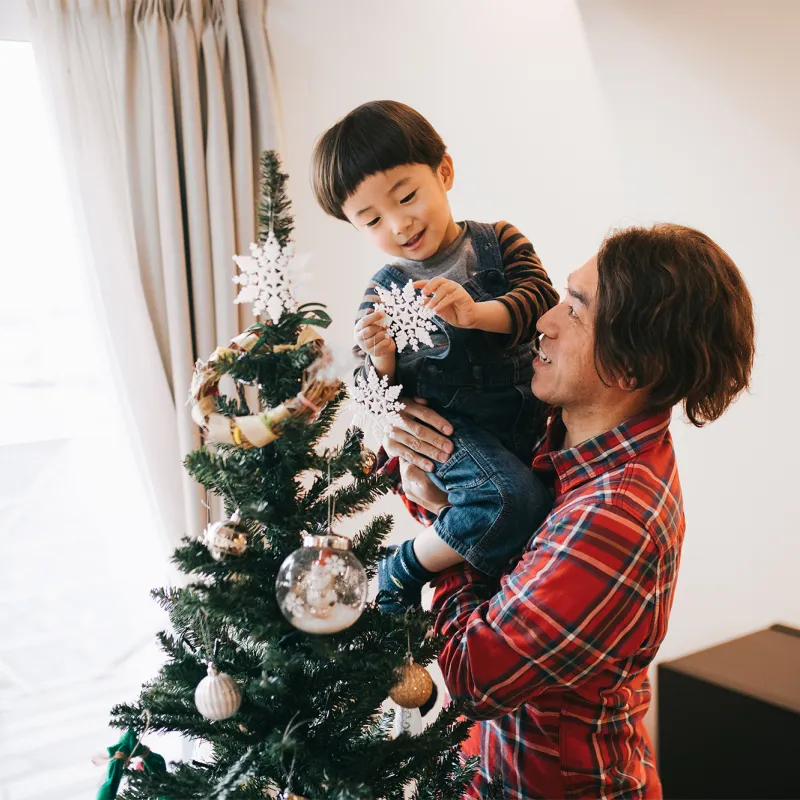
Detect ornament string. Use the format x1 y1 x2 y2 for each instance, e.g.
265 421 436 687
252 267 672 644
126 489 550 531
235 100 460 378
126 710 152 763
104 709 151 765
279 711 309 793
326 460 336 533
203 489 211 529
196 611 216 667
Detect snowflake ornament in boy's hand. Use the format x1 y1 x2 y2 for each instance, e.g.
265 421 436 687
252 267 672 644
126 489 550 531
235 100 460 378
233 230 305 323
374 279 438 353
353 365 405 436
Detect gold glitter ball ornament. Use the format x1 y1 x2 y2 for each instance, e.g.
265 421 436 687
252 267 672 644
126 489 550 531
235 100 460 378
389 658 434 709
202 517 248 561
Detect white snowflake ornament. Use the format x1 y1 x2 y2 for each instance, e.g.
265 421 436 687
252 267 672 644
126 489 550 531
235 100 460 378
233 231 299 323
352 365 406 436
374 280 438 353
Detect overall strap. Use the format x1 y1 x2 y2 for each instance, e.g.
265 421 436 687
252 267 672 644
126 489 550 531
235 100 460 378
464 220 503 274
370 263 413 289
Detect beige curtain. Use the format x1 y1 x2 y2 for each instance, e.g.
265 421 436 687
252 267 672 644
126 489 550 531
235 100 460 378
26 0 279 548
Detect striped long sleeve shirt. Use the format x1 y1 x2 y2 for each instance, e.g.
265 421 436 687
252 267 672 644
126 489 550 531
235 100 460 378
352 221 559 368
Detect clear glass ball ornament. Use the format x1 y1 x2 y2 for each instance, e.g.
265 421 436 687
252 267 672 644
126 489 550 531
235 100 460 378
276 534 367 634
202 516 248 561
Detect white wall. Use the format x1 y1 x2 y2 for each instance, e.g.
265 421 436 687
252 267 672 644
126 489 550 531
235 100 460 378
270 0 800 738
268 0 627 536
577 0 800 653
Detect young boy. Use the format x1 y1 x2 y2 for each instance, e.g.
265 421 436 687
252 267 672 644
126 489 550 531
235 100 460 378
312 101 559 612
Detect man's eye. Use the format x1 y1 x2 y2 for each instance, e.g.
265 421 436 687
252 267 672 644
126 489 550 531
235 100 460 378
567 304 577 318
365 217 380 228
400 191 417 204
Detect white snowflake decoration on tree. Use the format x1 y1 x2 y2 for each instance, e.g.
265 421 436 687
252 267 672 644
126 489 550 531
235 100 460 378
374 280 438 352
352 365 406 436
233 230 299 323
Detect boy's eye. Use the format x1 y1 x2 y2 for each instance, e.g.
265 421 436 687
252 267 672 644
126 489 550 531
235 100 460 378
365 217 380 228
400 191 417 204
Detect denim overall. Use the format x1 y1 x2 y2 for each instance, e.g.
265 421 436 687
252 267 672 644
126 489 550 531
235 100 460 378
371 221 552 577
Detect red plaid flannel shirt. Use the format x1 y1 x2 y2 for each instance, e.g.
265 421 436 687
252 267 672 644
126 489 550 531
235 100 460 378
379 409 683 798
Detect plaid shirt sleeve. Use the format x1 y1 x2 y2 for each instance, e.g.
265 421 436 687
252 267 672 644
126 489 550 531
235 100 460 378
430 500 661 720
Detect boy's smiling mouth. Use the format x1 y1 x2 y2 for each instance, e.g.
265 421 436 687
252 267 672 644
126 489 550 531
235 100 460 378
402 229 426 251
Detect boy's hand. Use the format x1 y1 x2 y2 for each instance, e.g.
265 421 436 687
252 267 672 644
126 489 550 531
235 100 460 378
414 278 477 329
354 309 396 360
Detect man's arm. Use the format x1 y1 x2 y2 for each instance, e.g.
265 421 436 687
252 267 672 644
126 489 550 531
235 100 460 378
430 502 660 720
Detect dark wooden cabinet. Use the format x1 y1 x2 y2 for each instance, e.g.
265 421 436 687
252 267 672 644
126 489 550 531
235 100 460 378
658 624 800 799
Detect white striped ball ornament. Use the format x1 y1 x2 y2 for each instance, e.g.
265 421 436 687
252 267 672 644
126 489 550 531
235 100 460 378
194 663 242 721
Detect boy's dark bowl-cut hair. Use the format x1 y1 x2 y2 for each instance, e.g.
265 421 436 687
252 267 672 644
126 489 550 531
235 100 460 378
312 100 446 221
595 223 755 427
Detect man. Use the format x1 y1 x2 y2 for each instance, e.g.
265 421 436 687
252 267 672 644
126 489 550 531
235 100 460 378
379 224 755 798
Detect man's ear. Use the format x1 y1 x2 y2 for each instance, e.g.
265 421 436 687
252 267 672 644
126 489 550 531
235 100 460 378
438 153 455 191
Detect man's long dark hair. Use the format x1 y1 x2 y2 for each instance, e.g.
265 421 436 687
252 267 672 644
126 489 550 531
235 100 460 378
594 224 755 426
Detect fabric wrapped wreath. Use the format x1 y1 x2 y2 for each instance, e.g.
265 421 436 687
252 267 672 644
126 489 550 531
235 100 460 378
189 322 341 449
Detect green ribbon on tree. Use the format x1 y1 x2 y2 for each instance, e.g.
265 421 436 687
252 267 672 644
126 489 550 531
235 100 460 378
96 728 167 800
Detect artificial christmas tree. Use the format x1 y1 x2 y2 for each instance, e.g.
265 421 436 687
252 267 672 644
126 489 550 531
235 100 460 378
101 152 475 800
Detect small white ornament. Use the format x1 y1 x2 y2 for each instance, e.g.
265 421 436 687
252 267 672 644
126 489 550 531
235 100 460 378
374 279 438 353
233 231 299 323
352 365 405 436
195 663 242 720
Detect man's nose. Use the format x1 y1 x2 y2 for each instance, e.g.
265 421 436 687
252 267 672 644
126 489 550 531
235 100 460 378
536 304 558 338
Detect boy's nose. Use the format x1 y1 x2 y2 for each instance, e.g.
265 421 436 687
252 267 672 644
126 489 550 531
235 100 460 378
392 215 412 237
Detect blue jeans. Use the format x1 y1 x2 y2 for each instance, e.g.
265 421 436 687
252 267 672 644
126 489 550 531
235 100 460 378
428 412 552 577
